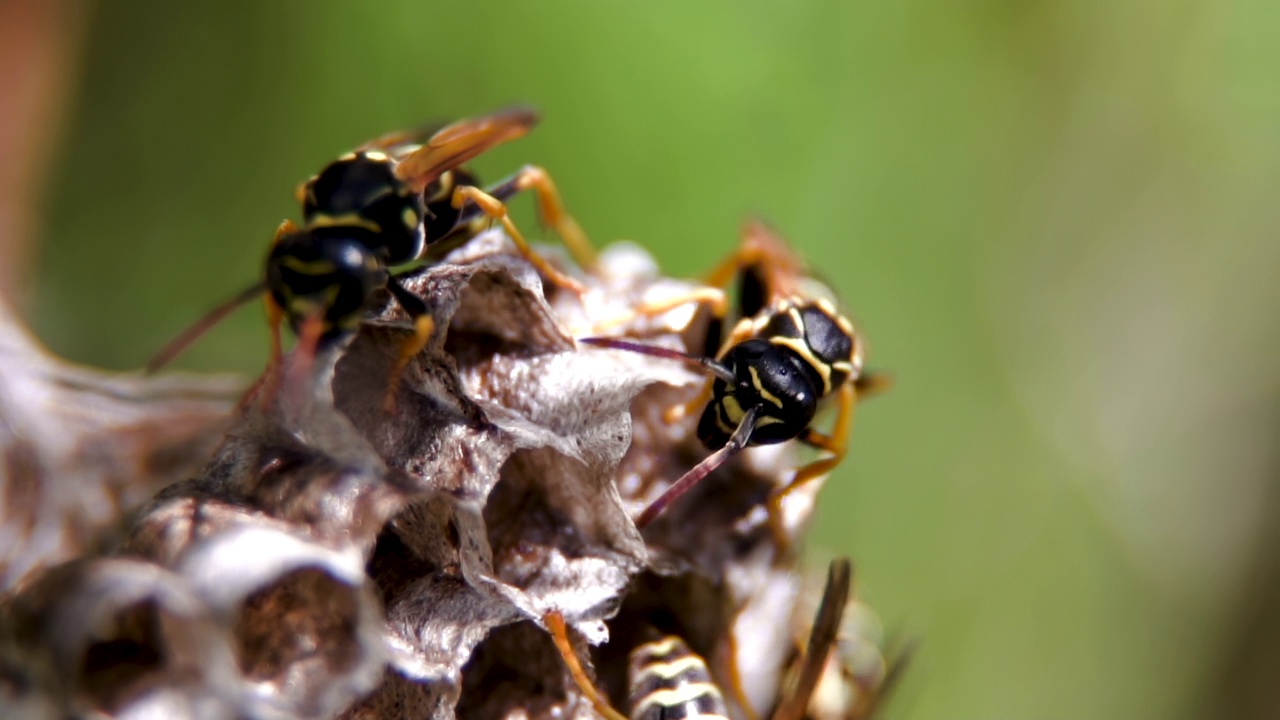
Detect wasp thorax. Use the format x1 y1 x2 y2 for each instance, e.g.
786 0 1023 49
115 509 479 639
697 339 823 450
304 153 425 265
305 154 400 218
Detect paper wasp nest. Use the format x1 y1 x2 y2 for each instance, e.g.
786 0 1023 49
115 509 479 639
0 232 866 720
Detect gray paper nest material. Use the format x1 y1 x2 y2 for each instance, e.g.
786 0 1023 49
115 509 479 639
0 231 837 720
0 304 238 593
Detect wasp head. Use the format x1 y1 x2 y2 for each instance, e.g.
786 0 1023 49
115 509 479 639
265 228 389 345
696 339 823 450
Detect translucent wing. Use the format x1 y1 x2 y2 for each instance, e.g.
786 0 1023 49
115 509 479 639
771 558 853 720
393 105 539 191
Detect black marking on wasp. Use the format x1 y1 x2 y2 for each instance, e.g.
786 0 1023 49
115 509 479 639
544 558 852 720
581 219 886 533
147 106 594 410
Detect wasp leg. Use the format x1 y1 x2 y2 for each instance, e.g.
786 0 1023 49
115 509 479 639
766 382 856 549
712 314 761 363
702 216 805 292
293 312 325 389
451 185 587 295
719 217 807 300
382 279 436 414
592 286 728 334
266 218 302 373
479 164 596 271
265 293 285 375
594 232 766 344
544 612 630 720
254 309 323 413
785 383 855 494
703 238 769 291
664 378 713 426
251 219 304 410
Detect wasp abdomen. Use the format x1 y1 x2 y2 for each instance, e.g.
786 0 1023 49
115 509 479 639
628 636 730 720
798 303 856 373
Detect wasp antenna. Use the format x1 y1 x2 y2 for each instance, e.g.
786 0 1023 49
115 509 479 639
771 558 853 720
145 282 265 373
636 405 759 527
579 337 736 384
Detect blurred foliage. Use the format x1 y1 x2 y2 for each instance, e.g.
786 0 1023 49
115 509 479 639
28 1 1280 718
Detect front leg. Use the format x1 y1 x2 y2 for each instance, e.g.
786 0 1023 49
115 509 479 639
765 382 855 549
451 185 587 296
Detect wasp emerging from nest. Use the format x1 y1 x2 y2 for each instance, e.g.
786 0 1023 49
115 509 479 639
546 558 852 720
583 219 885 532
147 106 594 408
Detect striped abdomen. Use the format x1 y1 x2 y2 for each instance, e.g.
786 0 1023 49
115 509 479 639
628 636 730 720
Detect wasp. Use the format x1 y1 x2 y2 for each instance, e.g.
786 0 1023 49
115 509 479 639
147 106 594 408
545 558 852 720
582 219 885 531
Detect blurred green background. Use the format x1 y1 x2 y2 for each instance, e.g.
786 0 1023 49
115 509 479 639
17 1 1280 718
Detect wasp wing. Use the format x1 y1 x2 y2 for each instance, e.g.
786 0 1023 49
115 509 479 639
393 105 539 191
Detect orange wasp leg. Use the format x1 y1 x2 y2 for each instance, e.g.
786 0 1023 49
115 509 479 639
766 382 856 551
452 185 588 295
544 612 630 720
489 164 597 271
591 224 771 338
593 286 728 334
381 278 436 414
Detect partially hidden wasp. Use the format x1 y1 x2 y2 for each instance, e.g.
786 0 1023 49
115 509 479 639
147 106 595 409
546 558 852 720
582 219 886 533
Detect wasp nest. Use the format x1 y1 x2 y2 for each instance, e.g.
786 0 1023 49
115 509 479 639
0 232 889 720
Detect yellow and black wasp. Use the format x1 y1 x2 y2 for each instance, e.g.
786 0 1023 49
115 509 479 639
583 219 885 530
148 106 593 408
545 558 852 720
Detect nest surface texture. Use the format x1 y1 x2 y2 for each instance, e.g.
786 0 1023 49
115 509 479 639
0 232 867 720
